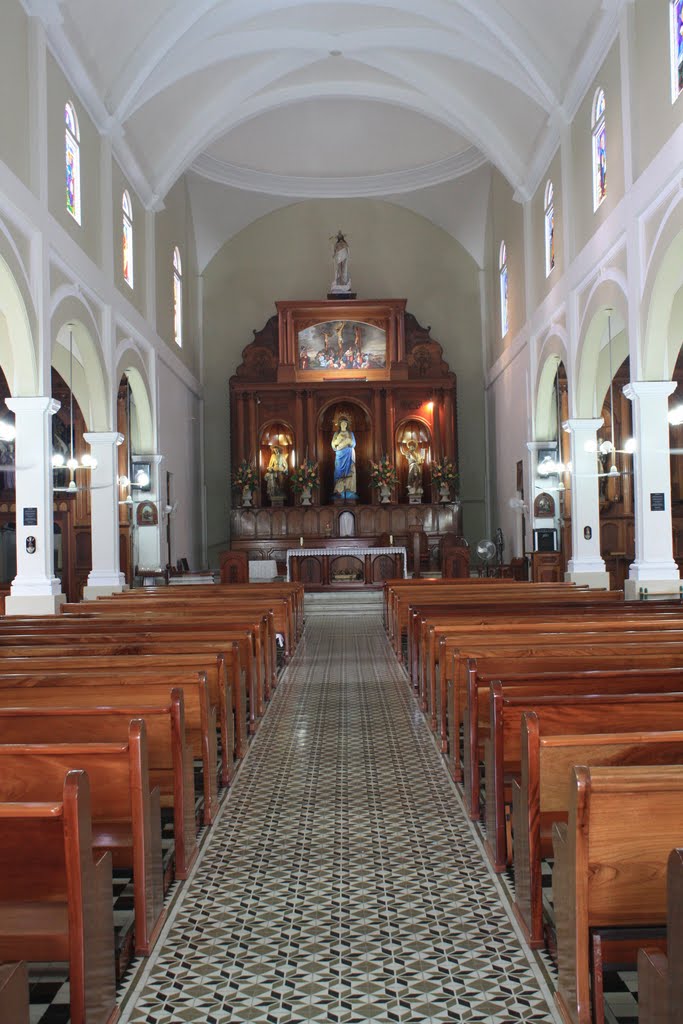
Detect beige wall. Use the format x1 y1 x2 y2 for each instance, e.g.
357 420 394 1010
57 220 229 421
0 1 30 187
47 54 101 266
155 177 199 375
202 198 487 564
571 40 624 254
486 169 525 367
633 0 683 178
528 151 563 310
112 160 146 317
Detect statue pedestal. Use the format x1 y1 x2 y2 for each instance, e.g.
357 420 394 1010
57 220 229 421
327 292 357 300
270 496 286 507
408 491 423 504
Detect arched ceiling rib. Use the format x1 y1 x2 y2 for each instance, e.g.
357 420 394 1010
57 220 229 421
35 0 617 204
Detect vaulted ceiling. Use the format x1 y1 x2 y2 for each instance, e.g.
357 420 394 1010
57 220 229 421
34 0 622 210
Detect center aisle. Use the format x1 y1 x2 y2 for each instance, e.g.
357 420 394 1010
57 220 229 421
121 597 558 1024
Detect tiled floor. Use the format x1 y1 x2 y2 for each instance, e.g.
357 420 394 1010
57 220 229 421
119 598 560 1024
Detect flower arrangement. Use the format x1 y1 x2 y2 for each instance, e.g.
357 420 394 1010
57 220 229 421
369 455 398 490
233 460 258 492
290 460 319 494
431 458 458 489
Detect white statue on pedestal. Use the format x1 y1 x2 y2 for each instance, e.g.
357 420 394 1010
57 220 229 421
330 231 351 294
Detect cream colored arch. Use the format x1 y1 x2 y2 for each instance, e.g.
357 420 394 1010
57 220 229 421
0 249 38 397
574 276 628 418
534 331 568 441
51 295 110 432
641 204 683 381
115 343 156 454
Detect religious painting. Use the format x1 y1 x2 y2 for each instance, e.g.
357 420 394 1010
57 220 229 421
297 320 387 373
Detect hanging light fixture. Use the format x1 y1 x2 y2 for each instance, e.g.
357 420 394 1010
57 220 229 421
52 325 97 491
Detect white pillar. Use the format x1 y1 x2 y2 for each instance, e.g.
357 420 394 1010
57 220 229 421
82 431 127 599
5 396 65 615
623 381 680 598
562 418 611 589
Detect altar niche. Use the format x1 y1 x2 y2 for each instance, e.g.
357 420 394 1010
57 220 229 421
229 299 458 556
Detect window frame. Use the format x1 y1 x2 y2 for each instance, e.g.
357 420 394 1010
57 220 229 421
671 0 683 103
544 180 555 278
65 101 81 225
122 190 134 289
173 246 183 347
592 87 607 212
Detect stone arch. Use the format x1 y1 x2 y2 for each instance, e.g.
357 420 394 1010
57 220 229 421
575 276 628 418
115 342 156 453
0 249 38 398
534 329 568 440
51 293 110 432
641 203 683 380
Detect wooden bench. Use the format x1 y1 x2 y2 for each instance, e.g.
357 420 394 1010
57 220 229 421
0 675 220 822
553 764 683 1024
0 720 165 956
485 688 683 873
511 715 683 947
0 691 198 879
0 770 119 1024
0 963 29 1024
638 847 683 1024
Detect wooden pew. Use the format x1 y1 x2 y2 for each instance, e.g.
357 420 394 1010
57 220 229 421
0 770 119 1024
0 676 220 821
511 715 683 947
638 847 683 1024
0 721 165 956
0 691 198 878
485 688 683 873
553 765 683 1024
0 963 29 1024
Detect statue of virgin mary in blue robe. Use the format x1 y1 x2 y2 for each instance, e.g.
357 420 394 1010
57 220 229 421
331 416 358 499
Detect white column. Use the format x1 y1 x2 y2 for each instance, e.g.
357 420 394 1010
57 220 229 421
562 418 611 589
623 381 680 598
82 431 127 599
5 396 65 615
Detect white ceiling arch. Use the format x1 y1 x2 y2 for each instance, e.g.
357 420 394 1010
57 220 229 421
31 0 619 207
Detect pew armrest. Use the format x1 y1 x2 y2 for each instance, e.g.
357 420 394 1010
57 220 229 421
637 948 668 1024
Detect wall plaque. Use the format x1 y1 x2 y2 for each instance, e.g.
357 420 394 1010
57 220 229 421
23 507 38 526
650 492 666 511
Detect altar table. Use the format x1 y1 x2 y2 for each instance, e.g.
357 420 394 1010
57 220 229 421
286 546 407 587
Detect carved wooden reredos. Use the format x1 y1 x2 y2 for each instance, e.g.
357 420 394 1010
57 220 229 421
229 299 458 508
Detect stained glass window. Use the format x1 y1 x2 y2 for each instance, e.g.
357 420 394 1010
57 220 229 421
544 180 555 277
173 247 183 347
499 241 509 338
122 191 133 289
672 0 683 102
65 102 81 224
592 88 607 211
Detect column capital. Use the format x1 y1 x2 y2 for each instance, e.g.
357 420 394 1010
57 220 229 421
83 431 125 447
562 418 604 434
6 396 60 416
623 380 677 401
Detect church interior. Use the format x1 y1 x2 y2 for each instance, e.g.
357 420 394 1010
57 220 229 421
0 2 682 1023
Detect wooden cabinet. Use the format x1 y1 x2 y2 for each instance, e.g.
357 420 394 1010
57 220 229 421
531 551 564 583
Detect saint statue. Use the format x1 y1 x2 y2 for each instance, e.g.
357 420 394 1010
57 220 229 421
400 438 425 495
265 445 288 501
331 415 358 499
330 231 351 294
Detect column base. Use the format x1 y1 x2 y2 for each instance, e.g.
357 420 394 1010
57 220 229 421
624 578 682 600
5 593 66 616
564 570 612 590
82 584 129 601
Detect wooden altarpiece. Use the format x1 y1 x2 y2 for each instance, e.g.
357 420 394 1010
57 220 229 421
229 299 461 576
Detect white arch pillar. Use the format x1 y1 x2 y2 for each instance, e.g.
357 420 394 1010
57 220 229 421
623 381 680 598
82 431 127 599
562 418 610 589
5 396 65 615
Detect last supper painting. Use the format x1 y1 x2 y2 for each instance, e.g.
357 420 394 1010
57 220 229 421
298 320 387 371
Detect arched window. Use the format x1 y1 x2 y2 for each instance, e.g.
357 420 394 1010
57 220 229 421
672 0 683 102
65 102 81 224
499 241 509 338
544 180 555 277
592 88 607 211
173 246 183 347
122 191 133 288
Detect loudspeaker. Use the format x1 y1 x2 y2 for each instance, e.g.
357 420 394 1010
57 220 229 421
533 528 557 552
